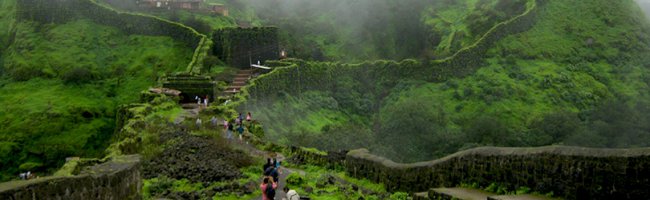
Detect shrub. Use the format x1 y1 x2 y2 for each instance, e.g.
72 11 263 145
286 173 305 187
18 161 43 171
62 67 95 84
389 192 409 200
8 62 44 81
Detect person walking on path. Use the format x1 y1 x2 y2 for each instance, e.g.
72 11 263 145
237 124 245 143
265 165 280 183
283 187 300 200
195 118 202 129
246 112 252 122
260 177 277 200
263 158 273 172
210 116 218 127
227 121 234 140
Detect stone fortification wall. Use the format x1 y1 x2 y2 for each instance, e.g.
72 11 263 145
290 145 650 199
0 155 142 200
212 27 280 68
344 146 650 200
241 0 544 102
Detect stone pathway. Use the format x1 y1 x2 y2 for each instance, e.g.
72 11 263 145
173 103 203 124
489 194 560 200
221 134 294 200
425 188 560 200
430 188 496 200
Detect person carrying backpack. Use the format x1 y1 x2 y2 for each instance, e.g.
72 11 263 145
263 158 273 172
260 177 277 200
283 186 300 200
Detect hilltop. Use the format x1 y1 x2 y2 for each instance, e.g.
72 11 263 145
242 0 650 162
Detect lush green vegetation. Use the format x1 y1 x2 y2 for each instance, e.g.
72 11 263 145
242 0 528 61
243 0 650 162
0 12 193 180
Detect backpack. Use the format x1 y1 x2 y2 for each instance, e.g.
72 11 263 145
265 184 276 199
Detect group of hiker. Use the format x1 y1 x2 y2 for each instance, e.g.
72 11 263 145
193 108 252 142
194 95 209 108
261 158 301 200
221 112 252 143
18 171 36 180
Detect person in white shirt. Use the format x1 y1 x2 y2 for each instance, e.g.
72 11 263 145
283 186 300 200
196 118 202 129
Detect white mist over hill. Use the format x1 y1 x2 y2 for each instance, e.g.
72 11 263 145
637 0 650 17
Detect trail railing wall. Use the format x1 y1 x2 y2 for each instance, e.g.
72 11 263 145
16 0 212 74
289 145 650 200
0 155 142 200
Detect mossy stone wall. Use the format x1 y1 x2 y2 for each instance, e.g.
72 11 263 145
344 146 650 200
0 155 142 200
241 0 543 103
162 75 217 102
213 27 279 68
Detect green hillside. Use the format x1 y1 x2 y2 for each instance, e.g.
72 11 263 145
0 2 193 180
245 0 530 61
242 0 650 162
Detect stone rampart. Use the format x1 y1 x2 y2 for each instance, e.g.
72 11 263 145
344 146 650 200
0 155 142 200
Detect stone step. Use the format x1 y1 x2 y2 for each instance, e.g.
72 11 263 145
488 194 557 200
226 86 244 90
233 77 249 81
224 90 239 94
429 188 496 200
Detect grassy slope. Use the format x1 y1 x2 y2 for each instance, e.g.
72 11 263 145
400 0 650 128
246 0 650 162
0 15 192 180
377 0 650 159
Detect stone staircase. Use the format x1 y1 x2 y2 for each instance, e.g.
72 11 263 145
221 69 253 98
413 188 558 200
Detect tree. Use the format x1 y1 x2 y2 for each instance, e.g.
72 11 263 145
528 111 581 145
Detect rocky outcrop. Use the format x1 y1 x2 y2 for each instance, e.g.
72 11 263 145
143 133 253 184
0 155 142 200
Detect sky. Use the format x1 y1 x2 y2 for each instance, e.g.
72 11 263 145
636 0 650 17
